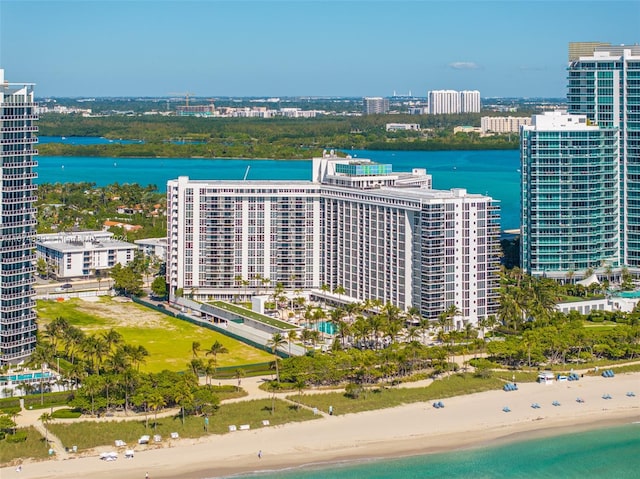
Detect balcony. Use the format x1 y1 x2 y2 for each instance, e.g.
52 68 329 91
0 301 36 313
1 160 38 168
0 349 34 361
0 126 38 133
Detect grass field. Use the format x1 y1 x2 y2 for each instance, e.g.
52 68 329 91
36 297 273 373
288 374 506 415
47 399 318 451
0 427 50 466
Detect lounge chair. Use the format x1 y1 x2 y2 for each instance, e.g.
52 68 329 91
502 406 511 412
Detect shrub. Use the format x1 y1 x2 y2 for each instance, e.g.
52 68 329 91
51 408 82 419
344 382 363 399
5 431 27 443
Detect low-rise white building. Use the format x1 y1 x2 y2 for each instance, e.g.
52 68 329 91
481 116 531 134
134 237 167 260
386 123 421 131
36 231 138 279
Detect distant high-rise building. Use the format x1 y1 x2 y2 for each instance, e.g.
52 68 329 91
481 116 531 134
460 90 481 113
0 69 38 365
428 90 480 114
363 97 389 115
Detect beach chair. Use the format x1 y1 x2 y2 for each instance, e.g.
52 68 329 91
552 400 561 406
626 391 636 397
502 406 511 413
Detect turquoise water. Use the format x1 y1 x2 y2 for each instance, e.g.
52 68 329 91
39 135 143 145
0 371 53 381
36 144 520 228
223 424 640 479
616 291 640 298
304 321 335 335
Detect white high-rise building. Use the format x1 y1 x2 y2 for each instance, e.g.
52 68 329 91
460 90 481 113
428 90 460 114
0 69 38 365
428 90 481 114
167 152 501 326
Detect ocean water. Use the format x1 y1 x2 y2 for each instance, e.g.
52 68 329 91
226 424 640 479
36 145 520 229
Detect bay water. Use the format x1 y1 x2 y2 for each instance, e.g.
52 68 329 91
225 423 640 479
36 146 520 229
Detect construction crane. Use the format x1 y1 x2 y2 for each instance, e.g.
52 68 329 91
168 91 194 107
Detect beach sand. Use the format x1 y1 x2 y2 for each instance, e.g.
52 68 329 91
3 372 639 479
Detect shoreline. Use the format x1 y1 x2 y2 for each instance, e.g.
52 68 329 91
3 372 638 479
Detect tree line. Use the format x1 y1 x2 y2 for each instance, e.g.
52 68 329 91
36 113 519 160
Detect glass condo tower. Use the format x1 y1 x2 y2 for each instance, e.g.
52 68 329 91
0 69 38 365
567 43 640 273
521 43 640 279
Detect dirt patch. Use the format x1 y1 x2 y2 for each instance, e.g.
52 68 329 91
77 297 175 330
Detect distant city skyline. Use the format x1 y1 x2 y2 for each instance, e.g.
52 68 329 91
1 0 638 98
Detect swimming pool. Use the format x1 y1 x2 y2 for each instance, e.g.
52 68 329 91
304 321 335 335
0 371 54 383
615 291 640 298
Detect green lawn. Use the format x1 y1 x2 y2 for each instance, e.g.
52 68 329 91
0 427 50 466
211 301 298 330
36 298 273 373
288 374 505 415
48 398 318 451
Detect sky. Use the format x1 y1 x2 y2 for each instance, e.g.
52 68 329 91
0 0 639 98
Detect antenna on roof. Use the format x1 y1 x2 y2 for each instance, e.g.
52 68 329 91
243 165 250 181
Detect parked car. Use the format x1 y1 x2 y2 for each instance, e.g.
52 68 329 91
55 283 73 292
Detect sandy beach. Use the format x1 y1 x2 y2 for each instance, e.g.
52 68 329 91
3 372 639 479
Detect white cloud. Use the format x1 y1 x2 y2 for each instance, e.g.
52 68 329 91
448 62 480 70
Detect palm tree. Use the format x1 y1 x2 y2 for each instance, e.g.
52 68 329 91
30 343 54 405
287 330 298 356
39 412 52 443
126 345 149 372
333 284 346 304
320 283 330 309
267 333 287 383
191 341 201 358
294 378 306 410
147 390 166 432
102 328 123 352
174 382 193 426
234 368 246 391
205 340 229 379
